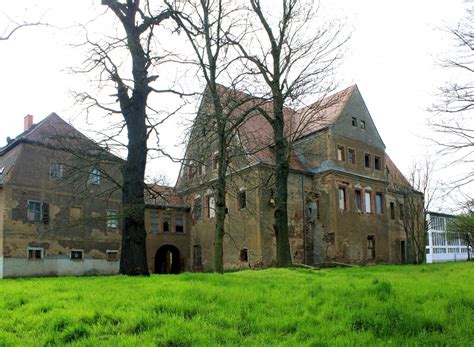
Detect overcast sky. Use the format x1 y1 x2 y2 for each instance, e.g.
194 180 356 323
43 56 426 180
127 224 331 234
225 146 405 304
0 0 472 210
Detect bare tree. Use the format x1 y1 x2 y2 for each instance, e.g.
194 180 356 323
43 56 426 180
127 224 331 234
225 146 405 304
396 158 439 264
229 0 348 267
73 0 179 275
430 9 474 190
0 19 47 41
167 0 267 273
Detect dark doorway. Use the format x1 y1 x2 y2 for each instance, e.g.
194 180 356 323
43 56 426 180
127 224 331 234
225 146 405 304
400 241 407 264
155 245 182 274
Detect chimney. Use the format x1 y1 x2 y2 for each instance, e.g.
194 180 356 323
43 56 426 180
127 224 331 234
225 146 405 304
24 115 33 131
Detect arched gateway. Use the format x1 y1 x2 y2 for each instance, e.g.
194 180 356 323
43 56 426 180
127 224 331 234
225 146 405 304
154 245 182 274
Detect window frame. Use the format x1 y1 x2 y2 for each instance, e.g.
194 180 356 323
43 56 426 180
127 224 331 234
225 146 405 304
348 148 356 165
364 191 372 213
27 247 44 260
355 189 362 211
351 117 357 127
360 120 366 130
364 153 371 168
70 249 84 261
337 145 345 162
338 187 347 210
150 209 159 233
374 156 382 171
27 200 43 223
238 190 247 210
89 167 101 185
49 163 64 179
106 209 119 229
390 202 395 220
175 215 184 233
375 193 383 214
106 250 119 261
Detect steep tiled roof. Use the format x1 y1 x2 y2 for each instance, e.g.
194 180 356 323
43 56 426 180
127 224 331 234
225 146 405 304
210 84 356 171
145 184 189 209
386 155 411 191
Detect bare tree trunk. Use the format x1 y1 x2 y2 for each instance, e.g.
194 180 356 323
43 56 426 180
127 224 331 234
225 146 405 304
273 97 292 267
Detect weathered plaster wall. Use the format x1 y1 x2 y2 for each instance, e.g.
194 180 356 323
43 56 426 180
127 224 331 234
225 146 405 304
2 257 118 278
1 143 122 278
144 207 190 273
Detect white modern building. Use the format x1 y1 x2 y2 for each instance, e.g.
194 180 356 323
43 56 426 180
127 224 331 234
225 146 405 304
426 212 471 263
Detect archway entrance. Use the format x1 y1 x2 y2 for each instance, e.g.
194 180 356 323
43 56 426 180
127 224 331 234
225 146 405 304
155 245 182 274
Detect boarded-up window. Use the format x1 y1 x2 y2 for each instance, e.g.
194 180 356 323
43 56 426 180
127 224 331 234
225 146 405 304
107 250 119 261
338 187 346 210
194 198 202 219
150 210 159 233
337 145 345 161
70 206 82 221
375 193 383 214
193 245 202 267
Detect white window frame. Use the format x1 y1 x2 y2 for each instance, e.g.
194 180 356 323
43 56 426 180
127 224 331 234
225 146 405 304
27 247 44 260
106 209 119 229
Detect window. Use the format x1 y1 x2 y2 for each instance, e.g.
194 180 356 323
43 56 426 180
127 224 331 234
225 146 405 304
240 248 249 262
194 198 202 219
364 191 372 213
338 187 347 210
390 202 395 220
351 117 357 127
337 145 345 161
107 209 119 229
213 155 219 170
207 195 215 218
28 247 43 260
360 120 366 130
50 163 63 179
399 203 404 220
431 216 445 231
70 250 84 261
355 190 362 211
348 148 356 164
163 215 171 232
238 190 247 210
193 245 202 267
70 206 82 221
367 235 375 258
364 153 371 168
150 210 159 233
27 201 49 224
374 156 382 170
89 167 100 185
106 250 119 261
201 164 206 176
175 216 184 233
375 193 383 214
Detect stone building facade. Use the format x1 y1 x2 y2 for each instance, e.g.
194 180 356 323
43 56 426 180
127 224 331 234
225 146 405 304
173 84 422 271
0 114 123 278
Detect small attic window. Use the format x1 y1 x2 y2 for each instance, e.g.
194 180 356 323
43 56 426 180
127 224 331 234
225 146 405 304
360 120 366 130
0 167 4 174
351 117 357 127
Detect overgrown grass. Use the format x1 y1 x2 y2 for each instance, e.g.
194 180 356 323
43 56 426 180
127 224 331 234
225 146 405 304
0 262 472 346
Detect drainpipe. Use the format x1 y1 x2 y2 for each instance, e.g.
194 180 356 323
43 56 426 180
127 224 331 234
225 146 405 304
301 175 306 265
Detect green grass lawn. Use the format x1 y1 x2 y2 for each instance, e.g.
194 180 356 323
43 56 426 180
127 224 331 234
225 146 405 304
0 262 472 346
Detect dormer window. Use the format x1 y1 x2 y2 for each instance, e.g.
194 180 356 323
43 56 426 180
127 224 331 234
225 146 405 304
351 117 357 127
360 120 366 130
